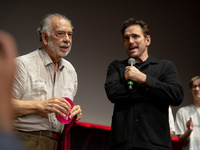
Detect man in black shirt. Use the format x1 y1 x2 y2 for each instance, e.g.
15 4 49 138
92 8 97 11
105 18 183 150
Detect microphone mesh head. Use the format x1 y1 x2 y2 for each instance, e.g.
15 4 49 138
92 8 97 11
128 58 136 66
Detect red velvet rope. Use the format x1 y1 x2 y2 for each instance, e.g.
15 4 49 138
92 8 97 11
76 121 111 131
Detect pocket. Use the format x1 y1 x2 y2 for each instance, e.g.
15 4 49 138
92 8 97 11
32 79 47 100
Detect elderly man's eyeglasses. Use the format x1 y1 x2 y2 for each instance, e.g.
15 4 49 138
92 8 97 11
55 30 73 39
192 85 200 89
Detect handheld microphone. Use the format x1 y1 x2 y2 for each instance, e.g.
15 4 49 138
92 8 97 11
127 58 136 90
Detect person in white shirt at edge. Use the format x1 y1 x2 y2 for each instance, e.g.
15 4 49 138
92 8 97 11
169 106 175 139
175 76 200 150
11 13 82 150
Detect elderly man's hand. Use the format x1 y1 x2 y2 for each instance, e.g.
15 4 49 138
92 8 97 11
70 105 82 121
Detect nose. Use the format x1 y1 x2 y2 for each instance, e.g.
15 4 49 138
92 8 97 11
129 36 135 43
63 35 70 42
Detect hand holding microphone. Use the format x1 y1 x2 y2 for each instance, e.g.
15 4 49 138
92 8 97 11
127 58 136 90
125 58 147 88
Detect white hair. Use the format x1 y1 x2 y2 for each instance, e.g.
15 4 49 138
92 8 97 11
37 13 73 42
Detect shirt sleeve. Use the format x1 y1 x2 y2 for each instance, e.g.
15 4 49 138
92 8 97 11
105 59 183 105
73 70 78 100
12 58 27 100
169 106 175 132
105 60 146 103
175 108 186 135
145 60 183 106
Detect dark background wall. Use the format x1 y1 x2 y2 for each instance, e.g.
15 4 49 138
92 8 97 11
1 0 199 126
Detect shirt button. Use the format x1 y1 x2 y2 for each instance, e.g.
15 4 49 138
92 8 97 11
136 119 139 122
52 119 57 128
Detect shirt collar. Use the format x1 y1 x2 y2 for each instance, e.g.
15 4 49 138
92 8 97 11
125 55 159 69
39 48 65 71
141 55 158 65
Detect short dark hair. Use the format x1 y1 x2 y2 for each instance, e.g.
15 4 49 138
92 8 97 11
189 76 200 89
121 18 149 38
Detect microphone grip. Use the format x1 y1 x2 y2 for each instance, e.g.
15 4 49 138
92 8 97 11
128 80 134 90
127 58 135 90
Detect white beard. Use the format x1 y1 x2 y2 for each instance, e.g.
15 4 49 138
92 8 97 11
48 40 71 57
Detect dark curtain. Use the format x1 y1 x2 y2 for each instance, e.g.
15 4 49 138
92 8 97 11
70 123 182 150
71 124 110 150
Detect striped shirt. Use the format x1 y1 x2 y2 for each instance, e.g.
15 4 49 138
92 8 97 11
12 48 77 133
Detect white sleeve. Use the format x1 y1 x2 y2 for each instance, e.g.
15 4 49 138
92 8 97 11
175 108 186 135
169 106 175 132
12 58 27 99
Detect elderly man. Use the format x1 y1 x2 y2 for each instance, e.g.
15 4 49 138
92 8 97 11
12 13 82 150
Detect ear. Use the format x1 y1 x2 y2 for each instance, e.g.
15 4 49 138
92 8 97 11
41 32 48 45
145 35 151 46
